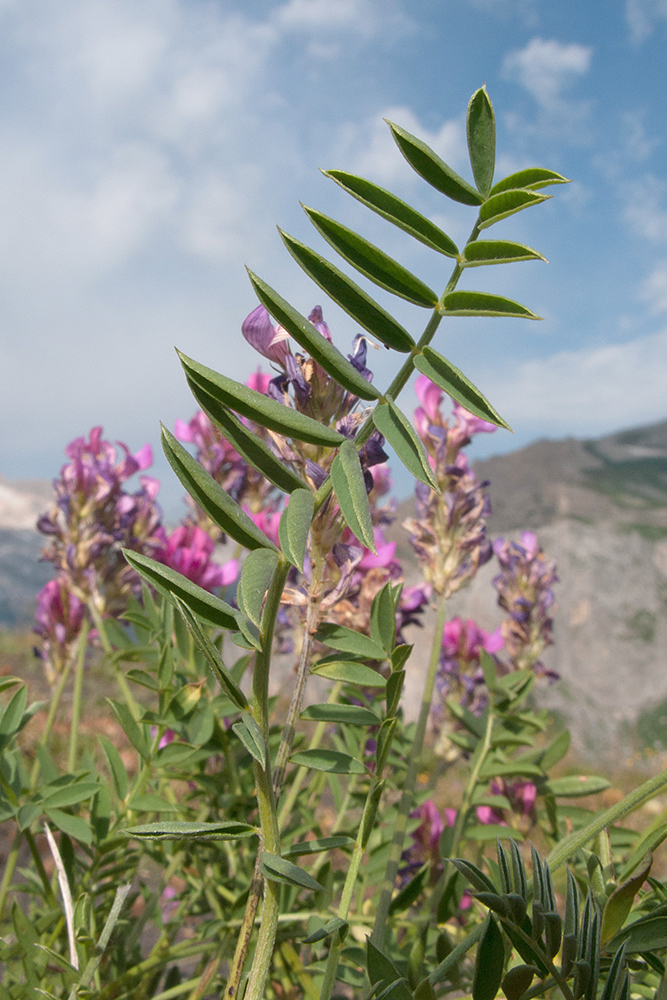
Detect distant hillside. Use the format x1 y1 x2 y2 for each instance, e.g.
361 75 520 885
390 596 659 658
393 417 667 757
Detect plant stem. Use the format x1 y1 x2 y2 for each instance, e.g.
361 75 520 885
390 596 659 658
68 619 90 772
370 591 449 949
231 560 290 1000
0 828 22 919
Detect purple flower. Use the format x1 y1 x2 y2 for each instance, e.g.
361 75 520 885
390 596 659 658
493 531 558 675
436 617 504 713
241 305 291 365
34 578 86 683
156 525 238 592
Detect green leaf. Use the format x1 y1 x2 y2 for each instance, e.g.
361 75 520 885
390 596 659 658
302 916 348 944
372 398 438 489
40 782 99 810
502 965 538 1000
125 820 257 841
385 670 405 717
315 622 386 660
247 269 381 399
107 699 150 762
300 703 380 725
186 380 309 494
370 582 396 655
171 597 248 709
463 240 547 267
490 168 571 195
232 711 266 766
237 549 280 627
311 659 387 687
98 735 128 800
479 759 544 780
448 858 499 894
478 188 549 229
601 853 653 944
162 426 279 552
544 776 611 799
440 290 541 320
607 915 667 953
127 794 177 812
303 206 438 307
283 836 355 857
279 229 414 353
0 685 27 738
324 170 459 257
367 940 413 1000
331 438 376 551
123 549 239 632
290 749 367 774
260 851 322 891
278 489 314 572
414 346 511 429
467 86 495 197
473 914 505 1000
466 824 522 842
44 809 92 845
539 729 571 772
600 945 627 1000
179 350 345 446
387 120 483 206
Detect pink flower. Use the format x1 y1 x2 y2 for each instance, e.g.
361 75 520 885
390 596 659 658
156 525 238 591
358 527 397 570
246 369 272 394
415 374 444 422
243 504 283 548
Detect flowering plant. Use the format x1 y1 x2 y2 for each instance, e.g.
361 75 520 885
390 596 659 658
3 86 667 1000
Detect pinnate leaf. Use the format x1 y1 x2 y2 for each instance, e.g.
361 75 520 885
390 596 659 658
414 346 510 428
279 229 414 352
171 596 248 710
473 914 505 1000
324 169 459 256
463 240 546 266
44 809 92 845
303 206 438 307
441 290 541 320
490 167 571 195
247 269 380 400
467 86 496 197
331 439 376 551
387 120 483 206
479 188 549 229
372 399 438 488
179 351 345 447
278 488 314 572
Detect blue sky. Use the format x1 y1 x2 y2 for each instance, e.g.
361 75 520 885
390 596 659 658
1 0 666 513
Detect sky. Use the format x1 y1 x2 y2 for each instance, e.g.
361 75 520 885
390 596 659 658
1 0 666 515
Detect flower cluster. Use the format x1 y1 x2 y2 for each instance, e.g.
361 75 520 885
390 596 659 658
436 616 504 714
35 427 237 680
404 376 496 598
493 530 558 678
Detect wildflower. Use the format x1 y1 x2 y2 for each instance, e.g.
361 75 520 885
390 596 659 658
493 531 558 676
156 525 238 592
404 377 495 598
476 778 537 827
436 616 503 713
33 578 86 684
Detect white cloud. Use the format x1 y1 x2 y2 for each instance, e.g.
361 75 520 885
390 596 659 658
641 262 667 314
502 37 593 142
626 0 667 44
485 327 667 434
503 38 592 107
622 175 667 241
273 0 407 36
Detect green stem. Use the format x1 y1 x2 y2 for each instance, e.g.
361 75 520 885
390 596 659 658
68 619 90 773
234 560 290 1000
30 653 73 787
0 828 22 919
370 592 449 949
318 839 366 1000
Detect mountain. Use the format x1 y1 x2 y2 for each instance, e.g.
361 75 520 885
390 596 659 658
0 475 53 626
390 418 667 757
